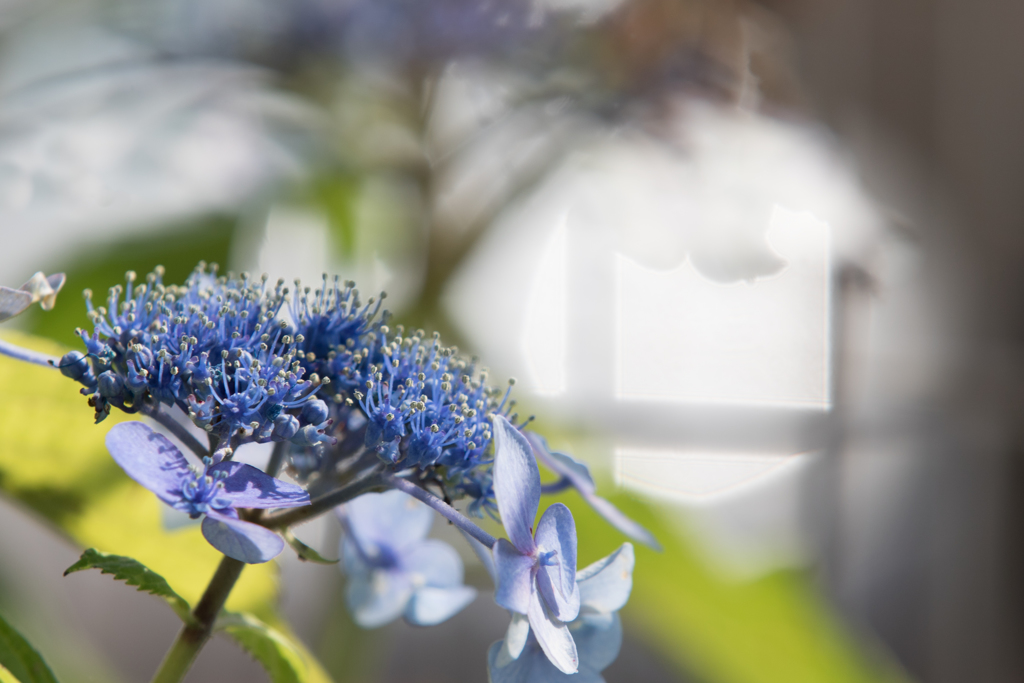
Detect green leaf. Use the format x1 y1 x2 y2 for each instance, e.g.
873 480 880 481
283 530 339 565
0 664 25 683
0 611 58 683
217 613 333 683
64 549 194 625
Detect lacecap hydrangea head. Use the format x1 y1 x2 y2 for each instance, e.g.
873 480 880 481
62 263 521 517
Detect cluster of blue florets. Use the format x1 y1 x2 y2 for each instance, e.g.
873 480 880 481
335 325 516 510
59 263 517 514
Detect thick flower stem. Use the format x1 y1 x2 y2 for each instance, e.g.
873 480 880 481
150 556 245 683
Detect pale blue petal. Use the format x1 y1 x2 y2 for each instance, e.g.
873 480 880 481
584 494 661 551
527 587 578 674
572 613 623 673
528 432 660 550
577 543 635 614
340 535 372 576
106 422 190 505
402 539 464 588
488 639 607 683
493 539 534 614
346 569 414 628
405 585 477 625
492 415 539 553
0 287 31 322
488 640 531 683
345 490 433 551
528 433 596 494
201 510 284 563
504 613 531 660
537 569 580 624
210 461 310 509
535 504 579 622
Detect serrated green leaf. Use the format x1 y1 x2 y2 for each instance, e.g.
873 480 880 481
64 549 194 625
283 530 339 565
0 612 58 683
217 613 333 683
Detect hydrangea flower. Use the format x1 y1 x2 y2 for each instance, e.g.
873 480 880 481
60 264 520 524
488 543 635 683
527 433 661 551
105 421 310 563
491 414 580 674
338 489 476 627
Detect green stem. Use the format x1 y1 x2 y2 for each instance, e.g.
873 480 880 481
150 556 245 683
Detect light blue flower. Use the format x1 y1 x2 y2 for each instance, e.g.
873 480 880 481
490 414 580 675
527 433 661 551
338 489 477 628
488 543 635 683
105 421 310 563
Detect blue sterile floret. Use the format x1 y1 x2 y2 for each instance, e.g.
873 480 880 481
106 421 310 563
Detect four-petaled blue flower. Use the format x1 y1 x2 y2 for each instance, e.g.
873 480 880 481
338 490 477 628
488 543 635 683
105 421 310 563
491 415 580 675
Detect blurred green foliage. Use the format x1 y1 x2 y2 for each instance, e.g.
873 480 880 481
0 611 58 683
218 612 332 683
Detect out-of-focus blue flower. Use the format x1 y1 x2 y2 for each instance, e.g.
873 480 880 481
527 433 661 551
490 414 580 675
488 543 635 683
105 421 309 563
325 0 540 66
338 489 476 628
118 0 542 68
